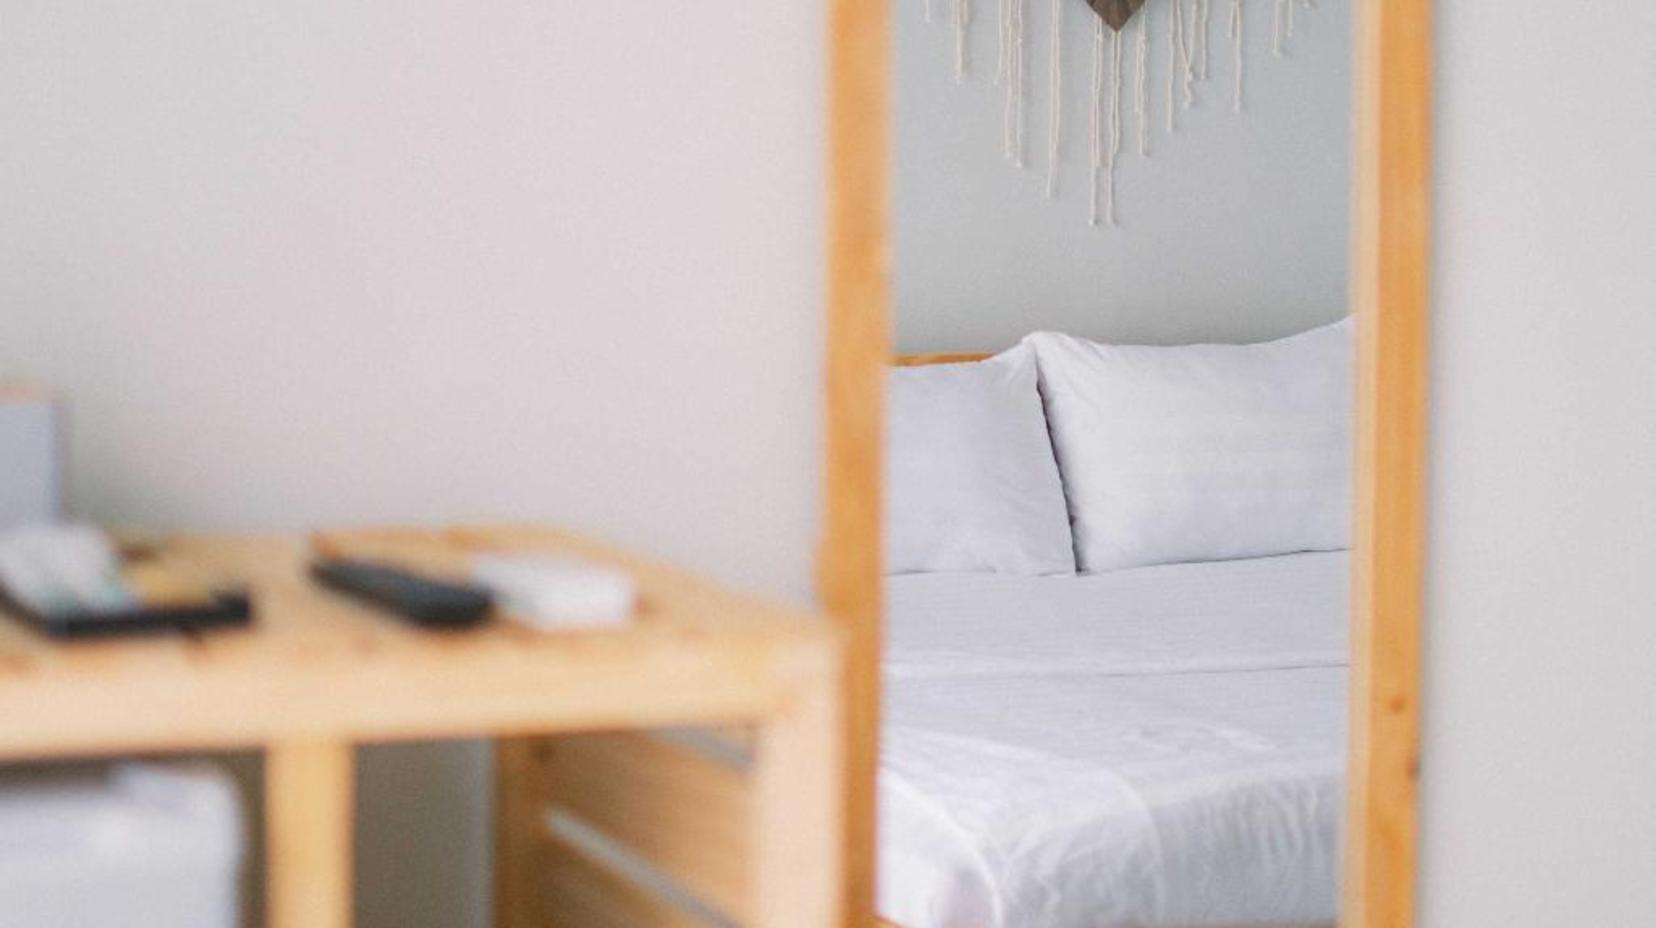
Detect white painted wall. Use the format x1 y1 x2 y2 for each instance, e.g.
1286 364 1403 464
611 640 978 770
1420 3 1656 926
9 2 1656 926
0 3 823 927
894 0 1352 352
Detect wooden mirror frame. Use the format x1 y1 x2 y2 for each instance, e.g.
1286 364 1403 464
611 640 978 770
822 1 1432 926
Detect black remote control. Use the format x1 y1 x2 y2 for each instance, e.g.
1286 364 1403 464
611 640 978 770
310 559 493 628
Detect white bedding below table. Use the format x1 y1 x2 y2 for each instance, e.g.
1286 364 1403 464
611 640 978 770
879 552 1348 928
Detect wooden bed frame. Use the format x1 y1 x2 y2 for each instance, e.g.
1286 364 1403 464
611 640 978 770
890 352 991 367
492 0 1430 924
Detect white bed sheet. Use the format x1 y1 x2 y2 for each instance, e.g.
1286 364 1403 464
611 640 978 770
885 552 1349 682
879 552 1348 928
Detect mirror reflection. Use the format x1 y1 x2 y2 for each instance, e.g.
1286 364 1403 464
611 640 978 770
880 2 1353 926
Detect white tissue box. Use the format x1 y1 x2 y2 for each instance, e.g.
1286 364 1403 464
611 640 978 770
0 386 60 529
472 555 636 631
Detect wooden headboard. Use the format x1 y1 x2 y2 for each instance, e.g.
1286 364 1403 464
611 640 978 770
892 352 993 367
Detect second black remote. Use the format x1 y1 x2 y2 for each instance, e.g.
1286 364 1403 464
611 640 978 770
311 558 493 628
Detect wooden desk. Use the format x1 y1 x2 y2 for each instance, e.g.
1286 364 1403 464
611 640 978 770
0 525 842 928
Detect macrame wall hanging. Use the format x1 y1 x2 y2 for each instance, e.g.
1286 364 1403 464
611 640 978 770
923 0 1320 228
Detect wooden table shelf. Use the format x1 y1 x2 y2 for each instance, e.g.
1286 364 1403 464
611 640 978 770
0 525 843 928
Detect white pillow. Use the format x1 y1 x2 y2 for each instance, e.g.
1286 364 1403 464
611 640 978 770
1026 318 1353 573
885 345 1075 575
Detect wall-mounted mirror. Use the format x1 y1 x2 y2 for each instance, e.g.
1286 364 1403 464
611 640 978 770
822 0 1432 924
878 4 1353 926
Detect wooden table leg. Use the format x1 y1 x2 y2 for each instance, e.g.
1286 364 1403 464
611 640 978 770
267 739 355 928
752 654 844 928
494 738 544 928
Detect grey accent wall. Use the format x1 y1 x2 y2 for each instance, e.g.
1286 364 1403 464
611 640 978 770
895 0 1353 352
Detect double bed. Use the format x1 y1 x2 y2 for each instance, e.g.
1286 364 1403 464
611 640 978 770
878 551 1348 928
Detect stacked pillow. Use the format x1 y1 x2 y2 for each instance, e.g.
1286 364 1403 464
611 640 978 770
884 317 1354 575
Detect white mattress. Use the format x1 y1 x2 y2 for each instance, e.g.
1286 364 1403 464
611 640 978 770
879 552 1348 928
